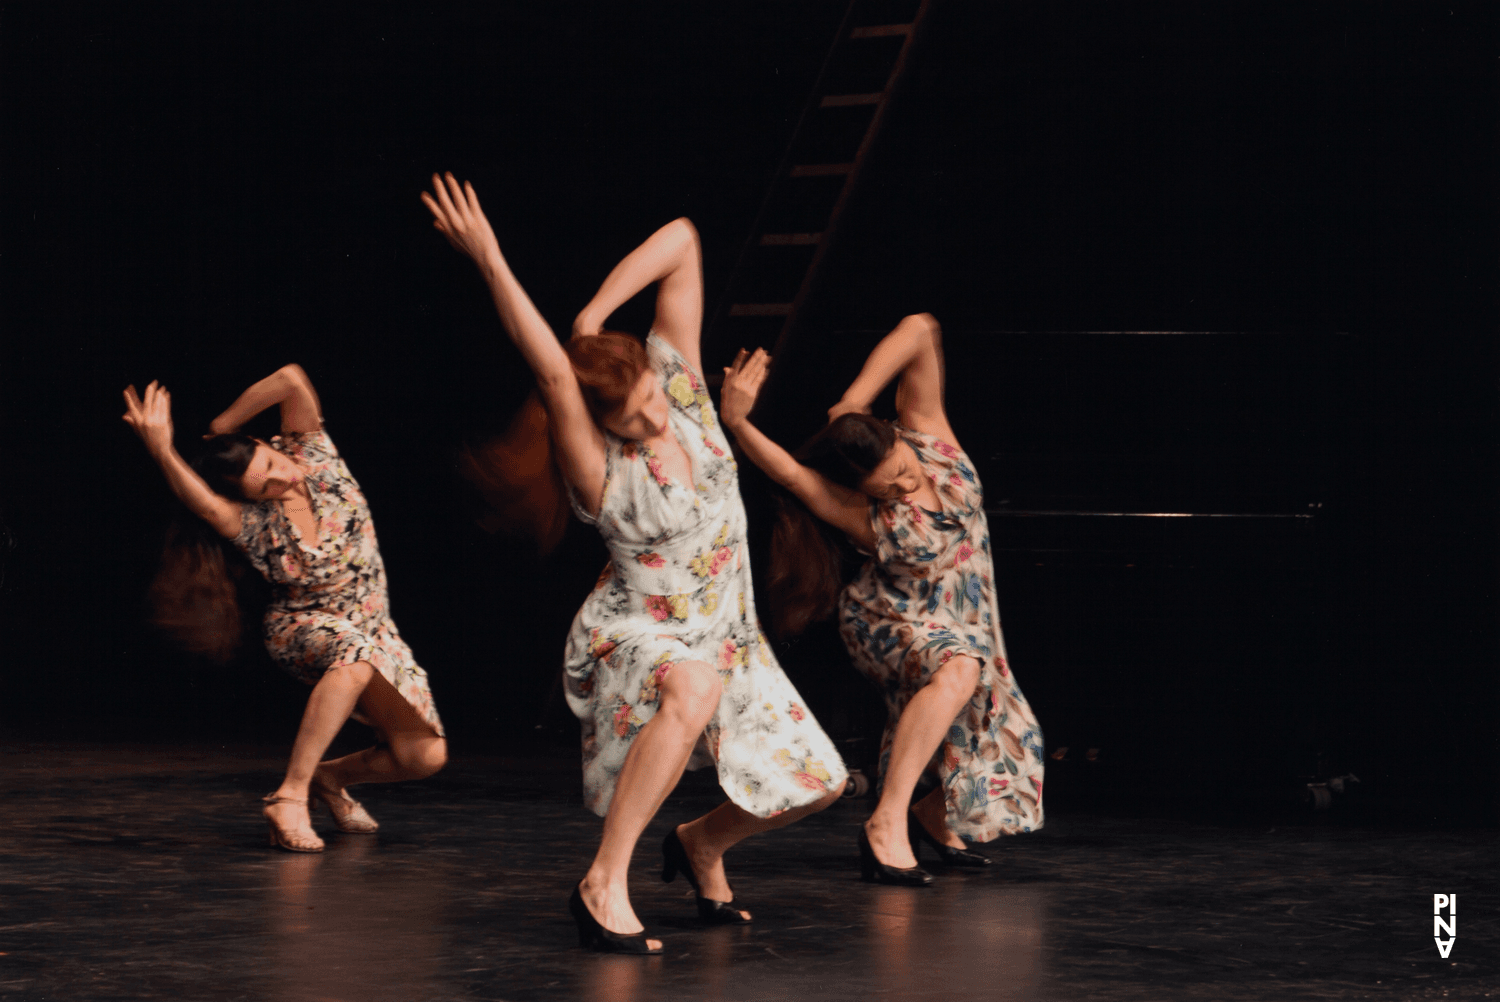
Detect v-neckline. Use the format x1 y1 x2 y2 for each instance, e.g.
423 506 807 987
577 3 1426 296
641 421 701 496
280 481 323 553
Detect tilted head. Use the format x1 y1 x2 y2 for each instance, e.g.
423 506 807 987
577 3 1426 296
566 332 670 441
191 434 305 502
797 413 924 500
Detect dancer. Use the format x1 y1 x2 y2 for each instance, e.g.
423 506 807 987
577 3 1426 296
422 173 846 954
121 366 446 853
719 313 1044 885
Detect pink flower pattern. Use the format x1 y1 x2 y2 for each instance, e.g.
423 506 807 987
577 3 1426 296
562 335 846 818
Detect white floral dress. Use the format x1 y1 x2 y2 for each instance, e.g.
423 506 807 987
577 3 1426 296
232 430 443 736
564 334 847 818
839 425 1042 841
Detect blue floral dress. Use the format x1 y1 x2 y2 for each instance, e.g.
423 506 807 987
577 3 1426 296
564 334 847 818
838 425 1042 841
232 429 443 736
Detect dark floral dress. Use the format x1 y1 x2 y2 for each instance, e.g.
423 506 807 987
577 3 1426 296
839 425 1042 841
564 335 847 818
231 429 443 735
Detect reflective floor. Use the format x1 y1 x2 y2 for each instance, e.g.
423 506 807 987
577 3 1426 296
0 743 1493 1001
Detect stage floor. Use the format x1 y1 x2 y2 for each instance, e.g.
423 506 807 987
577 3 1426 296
0 743 1492 1001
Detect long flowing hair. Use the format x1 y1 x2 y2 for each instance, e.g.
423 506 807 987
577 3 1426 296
460 332 650 553
149 434 266 664
766 413 897 637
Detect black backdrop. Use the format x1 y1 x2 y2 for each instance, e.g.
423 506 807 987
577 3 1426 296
3 1 1494 819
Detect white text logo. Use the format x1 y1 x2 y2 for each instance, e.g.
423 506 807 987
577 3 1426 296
1433 894 1457 958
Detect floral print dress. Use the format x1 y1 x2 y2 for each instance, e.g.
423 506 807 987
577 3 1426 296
839 425 1042 841
231 429 443 736
564 334 847 818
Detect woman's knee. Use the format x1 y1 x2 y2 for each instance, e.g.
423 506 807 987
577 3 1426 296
324 660 376 689
659 660 722 726
931 655 981 700
392 735 447 778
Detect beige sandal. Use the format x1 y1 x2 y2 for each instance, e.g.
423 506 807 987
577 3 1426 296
262 794 325 853
310 777 379 834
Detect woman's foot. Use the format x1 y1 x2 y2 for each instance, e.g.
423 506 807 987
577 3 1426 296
262 793 324 853
310 768 379 833
909 788 967 850
578 872 661 953
857 827 932 886
862 814 920 870
664 826 752 923
569 882 662 955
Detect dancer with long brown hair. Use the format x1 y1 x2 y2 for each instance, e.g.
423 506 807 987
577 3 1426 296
422 172 846 954
121 366 446 853
720 314 1044 885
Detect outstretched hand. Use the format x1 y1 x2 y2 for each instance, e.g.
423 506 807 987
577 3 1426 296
121 380 175 458
720 347 771 429
421 172 500 266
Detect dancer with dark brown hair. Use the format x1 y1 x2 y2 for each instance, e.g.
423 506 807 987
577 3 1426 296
121 367 447 853
720 314 1044 885
422 172 846 954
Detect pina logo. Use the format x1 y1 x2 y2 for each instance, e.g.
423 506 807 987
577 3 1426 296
1433 894 1457 958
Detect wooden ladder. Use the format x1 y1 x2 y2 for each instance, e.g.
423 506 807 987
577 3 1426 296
705 0 933 370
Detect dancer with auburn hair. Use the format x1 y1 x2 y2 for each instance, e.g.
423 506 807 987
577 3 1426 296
423 173 846 955
720 314 1044 885
121 367 447 852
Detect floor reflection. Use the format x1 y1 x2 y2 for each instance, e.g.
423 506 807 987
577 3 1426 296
260 834 454 1002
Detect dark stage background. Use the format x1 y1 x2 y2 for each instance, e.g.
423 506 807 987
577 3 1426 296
3 1 1495 820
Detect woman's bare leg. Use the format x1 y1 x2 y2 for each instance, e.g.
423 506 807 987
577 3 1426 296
314 670 447 793
864 655 982 869
264 661 377 838
674 787 842 917
580 661 722 950
909 784 965 849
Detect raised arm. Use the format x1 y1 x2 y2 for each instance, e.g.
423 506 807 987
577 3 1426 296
122 381 242 539
573 218 704 375
208 364 322 436
828 313 956 446
422 172 608 513
720 349 875 550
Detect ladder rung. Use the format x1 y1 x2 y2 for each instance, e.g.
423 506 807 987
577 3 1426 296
820 92 882 108
729 303 794 317
850 24 912 38
759 232 822 246
790 163 854 177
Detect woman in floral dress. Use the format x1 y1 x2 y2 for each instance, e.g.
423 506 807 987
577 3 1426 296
721 313 1044 885
121 366 446 853
423 173 845 954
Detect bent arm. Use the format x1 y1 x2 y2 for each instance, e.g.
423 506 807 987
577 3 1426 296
573 218 704 374
832 314 957 444
720 348 874 549
209 364 322 436
123 382 242 538
422 173 607 512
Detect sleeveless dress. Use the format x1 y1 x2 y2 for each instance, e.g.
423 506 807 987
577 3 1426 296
231 429 443 736
564 334 847 818
838 425 1042 841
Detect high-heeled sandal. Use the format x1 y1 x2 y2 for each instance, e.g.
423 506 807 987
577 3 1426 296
309 777 379 833
568 883 663 954
262 794 324 853
660 829 752 925
857 828 932 886
908 813 991 867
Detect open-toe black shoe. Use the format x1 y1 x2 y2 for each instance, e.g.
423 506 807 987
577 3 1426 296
857 828 933 886
568 883 662 954
661 829 752 925
908 814 991 867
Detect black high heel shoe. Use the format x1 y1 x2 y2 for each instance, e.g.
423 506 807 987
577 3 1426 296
568 882 662 954
661 829 752 924
908 814 991 867
857 828 933 886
